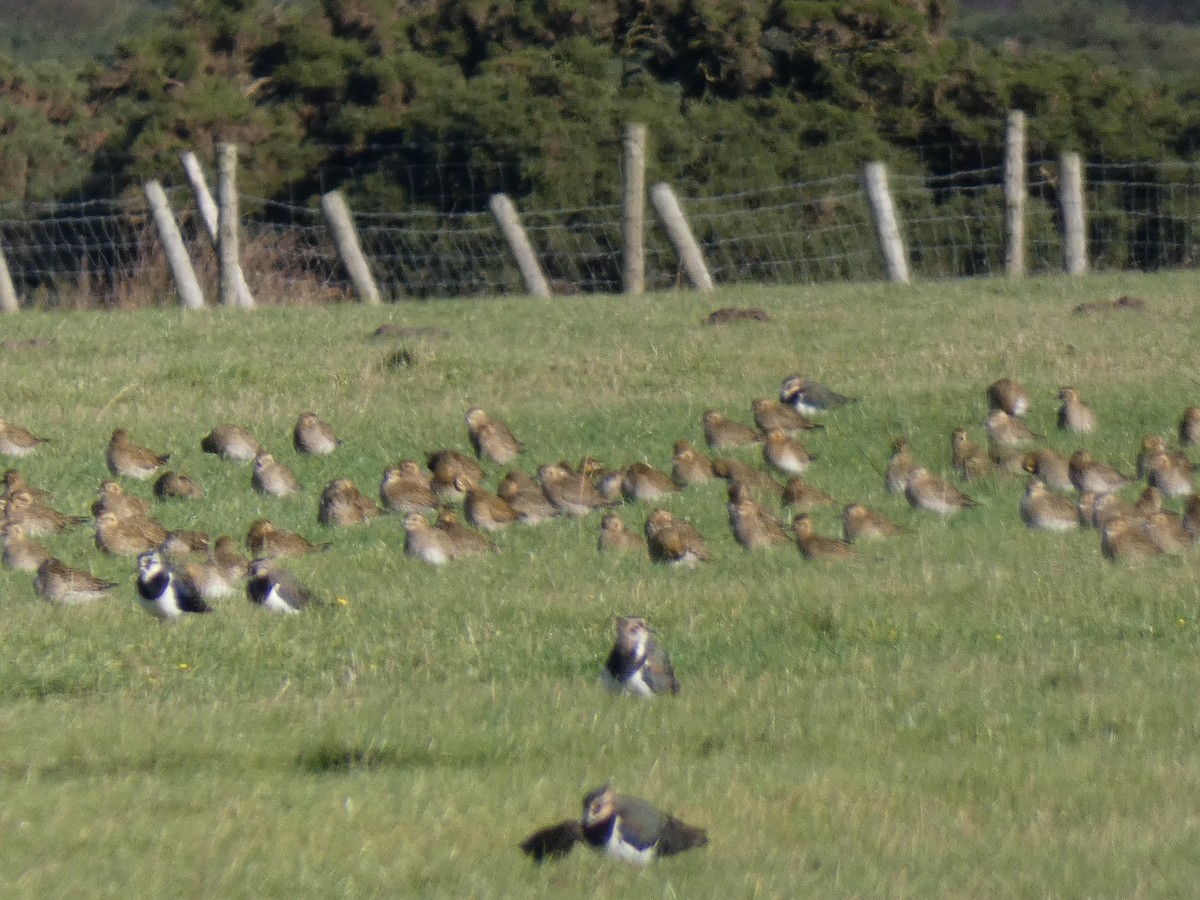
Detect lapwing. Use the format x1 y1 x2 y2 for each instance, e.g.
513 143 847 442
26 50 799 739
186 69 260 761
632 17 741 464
779 375 858 415
603 616 680 696
246 558 320 613
136 550 211 620
521 785 707 865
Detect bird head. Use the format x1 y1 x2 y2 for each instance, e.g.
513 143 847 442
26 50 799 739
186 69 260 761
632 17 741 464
582 786 616 825
137 550 164 578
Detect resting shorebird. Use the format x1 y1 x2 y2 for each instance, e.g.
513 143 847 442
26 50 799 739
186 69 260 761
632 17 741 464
598 514 646 553
318 477 380 526
293 412 342 455
702 410 761 450
842 502 906 543
905 467 977 516
671 439 713 487
779 375 858 415
251 453 301 498
246 558 320 614
465 407 523 465
885 437 915 495
951 428 990 481
106 429 169 480
1056 387 1097 433
602 616 679 697
246 519 330 559
1019 478 1078 532
153 471 204 501
379 461 436 514
644 507 711 566
200 424 261 462
986 377 1030 418
0 418 50 456
793 514 857 561
751 398 822 434
34 557 118 605
520 785 707 865
136 550 211 620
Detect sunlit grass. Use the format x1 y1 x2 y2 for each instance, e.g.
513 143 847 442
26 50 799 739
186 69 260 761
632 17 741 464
2 272 1200 895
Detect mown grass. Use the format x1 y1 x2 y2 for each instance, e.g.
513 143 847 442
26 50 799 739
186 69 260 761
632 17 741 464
2 272 1200 896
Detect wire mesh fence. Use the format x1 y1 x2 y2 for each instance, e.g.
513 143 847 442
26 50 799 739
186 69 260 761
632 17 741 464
3 146 1200 309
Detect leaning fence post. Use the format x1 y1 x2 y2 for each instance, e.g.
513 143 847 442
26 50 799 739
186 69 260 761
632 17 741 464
321 190 381 305
216 142 255 308
862 162 910 284
181 150 255 308
143 180 206 310
489 193 551 298
649 182 714 292
0 242 18 313
1004 110 1027 277
622 123 647 296
1059 152 1087 276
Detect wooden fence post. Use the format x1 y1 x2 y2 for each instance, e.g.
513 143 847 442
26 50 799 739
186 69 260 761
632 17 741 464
1059 152 1087 276
862 162 910 284
181 150 255 308
489 193 551 298
0 242 18 313
623 123 647 296
321 190 382 305
649 182 714 292
217 142 255 308
143 180 206 310
1004 110 1027 277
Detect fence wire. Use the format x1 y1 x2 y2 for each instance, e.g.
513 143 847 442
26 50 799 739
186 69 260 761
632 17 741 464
4 152 1200 308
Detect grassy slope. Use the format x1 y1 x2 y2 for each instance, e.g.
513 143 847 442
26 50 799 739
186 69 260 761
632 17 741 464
2 272 1200 896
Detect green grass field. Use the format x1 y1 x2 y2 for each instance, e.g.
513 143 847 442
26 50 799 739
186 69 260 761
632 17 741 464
2 272 1200 897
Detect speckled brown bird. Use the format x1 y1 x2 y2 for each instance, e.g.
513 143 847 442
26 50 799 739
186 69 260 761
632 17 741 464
842 502 906 543
1082 491 1136 530
671 439 713 487
465 407 523 465
1023 448 1074 493
1056 387 1097 433
905 467 977 516
427 449 485 488
153 470 205 501
4 489 86 536
539 463 611 517
318 477 381 527
91 479 151 520
728 493 789 550
1019 478 1078 532
596 468 626 504
434 509 496 557
1069 450 1133 495
951 428 991 481
160 529 211 560
0 418 50 456
1140 510 1191 554
985 410 1042 448
1133 485 1165 520
106 429 170 480
2 522 51 572
182 535 249 600
34 557 118 605
1147 451 1194 499
710 458 783 503
1179 407 1200 448
751 398 823 435
986 377 1030 418
1136 435 1171 480
989 440 1028 476
621 462 677 504
380 461 437 514
1100 517 1165 562
781 476 836 514
885 437 915 495
94 510 167 556
403 511 455 566
793 514 857 561
1183 493 1200 541
251 452 301 498
702 410 761 451
464 484 518 532
200 424 261 463
598 513 647 553
246 518 329 558
644 507 711 566
293 412 342 455
497 469 559 524
3 468 52 503
761 428 815 476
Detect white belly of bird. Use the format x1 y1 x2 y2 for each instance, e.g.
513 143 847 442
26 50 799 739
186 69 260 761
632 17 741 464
261 585 300 614
606 817 655 866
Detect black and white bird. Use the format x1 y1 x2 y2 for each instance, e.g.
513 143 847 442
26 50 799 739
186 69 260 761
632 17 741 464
603 616 680 697
246 558 319 614
779 374 858 415
521 785 708 865
136 550 211 620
